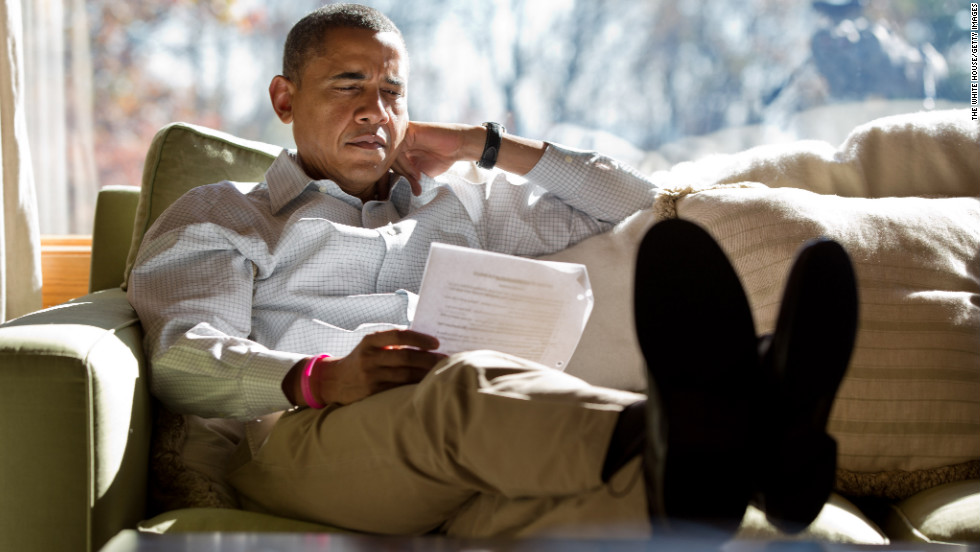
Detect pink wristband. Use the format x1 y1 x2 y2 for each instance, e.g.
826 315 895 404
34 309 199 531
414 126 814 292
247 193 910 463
301 354 331 409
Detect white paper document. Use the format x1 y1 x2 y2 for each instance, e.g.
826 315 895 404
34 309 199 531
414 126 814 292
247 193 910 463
411 243 593 370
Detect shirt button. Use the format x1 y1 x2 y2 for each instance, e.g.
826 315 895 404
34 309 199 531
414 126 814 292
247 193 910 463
318 184 328 193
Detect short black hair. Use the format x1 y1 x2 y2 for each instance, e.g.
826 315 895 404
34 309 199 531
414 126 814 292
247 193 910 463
282 3 404 86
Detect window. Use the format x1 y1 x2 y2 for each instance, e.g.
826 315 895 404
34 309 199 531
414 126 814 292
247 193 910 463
24 0 972 234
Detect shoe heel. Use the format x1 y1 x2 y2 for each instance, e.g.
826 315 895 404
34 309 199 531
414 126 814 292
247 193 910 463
759 238 857 533
763 431 837 532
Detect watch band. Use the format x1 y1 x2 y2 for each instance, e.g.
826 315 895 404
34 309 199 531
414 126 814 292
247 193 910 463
478 122 505 170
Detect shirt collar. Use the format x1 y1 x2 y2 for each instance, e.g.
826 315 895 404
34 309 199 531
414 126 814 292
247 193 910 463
265 149 416 214
266 150 317 213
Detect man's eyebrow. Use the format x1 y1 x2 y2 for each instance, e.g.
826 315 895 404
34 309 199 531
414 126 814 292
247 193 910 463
328 72 405 88
329 71 368 81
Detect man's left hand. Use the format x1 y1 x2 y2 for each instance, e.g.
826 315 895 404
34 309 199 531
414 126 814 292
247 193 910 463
391 122 483 195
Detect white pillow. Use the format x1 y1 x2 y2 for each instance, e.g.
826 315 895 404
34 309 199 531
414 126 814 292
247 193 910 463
541 208 657 392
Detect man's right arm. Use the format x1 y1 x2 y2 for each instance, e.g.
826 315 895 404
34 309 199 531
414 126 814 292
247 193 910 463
127 215 301 420
132 232 445 418
129 186 446 420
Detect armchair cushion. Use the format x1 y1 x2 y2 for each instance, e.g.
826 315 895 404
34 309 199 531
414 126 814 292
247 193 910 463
884 480 980 544
139 507 344 534
149 408 244 513
122 122 282 290
137 495 887 544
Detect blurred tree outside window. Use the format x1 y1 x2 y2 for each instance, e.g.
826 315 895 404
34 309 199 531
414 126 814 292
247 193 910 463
22 0 971 235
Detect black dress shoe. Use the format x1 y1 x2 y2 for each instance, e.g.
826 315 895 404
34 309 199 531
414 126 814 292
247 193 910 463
757 238 859 533
634 218 763 536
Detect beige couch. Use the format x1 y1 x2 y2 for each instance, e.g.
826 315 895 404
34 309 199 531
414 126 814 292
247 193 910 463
1 110 977 551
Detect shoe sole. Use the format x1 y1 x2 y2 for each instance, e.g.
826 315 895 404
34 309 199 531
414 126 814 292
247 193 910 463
634 219 762 534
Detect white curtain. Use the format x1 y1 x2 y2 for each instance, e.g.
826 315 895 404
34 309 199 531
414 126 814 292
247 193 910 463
1 0 42 322
22 0 96 236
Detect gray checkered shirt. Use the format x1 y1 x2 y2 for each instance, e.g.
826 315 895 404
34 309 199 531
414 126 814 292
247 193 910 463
127 143 658 420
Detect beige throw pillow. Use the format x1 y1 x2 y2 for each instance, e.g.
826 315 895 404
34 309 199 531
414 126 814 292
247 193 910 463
676 186 979 496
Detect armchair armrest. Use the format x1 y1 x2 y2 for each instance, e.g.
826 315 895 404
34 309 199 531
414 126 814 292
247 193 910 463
0 289 150 552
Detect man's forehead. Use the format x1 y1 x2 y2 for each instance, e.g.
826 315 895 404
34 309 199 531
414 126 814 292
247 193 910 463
310 29 408 75
317 28 406 58
371 30 407 52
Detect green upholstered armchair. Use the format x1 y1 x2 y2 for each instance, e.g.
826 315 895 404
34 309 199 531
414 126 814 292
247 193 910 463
0 123 281 552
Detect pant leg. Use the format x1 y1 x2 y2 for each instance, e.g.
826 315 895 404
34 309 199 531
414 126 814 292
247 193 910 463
443 456 651 539
227 350 646 535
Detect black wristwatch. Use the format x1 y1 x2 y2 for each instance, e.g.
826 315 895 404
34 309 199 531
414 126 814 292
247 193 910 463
478 122 505 170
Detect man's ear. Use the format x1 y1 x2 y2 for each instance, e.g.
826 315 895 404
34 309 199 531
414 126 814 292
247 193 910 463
269 75 296 124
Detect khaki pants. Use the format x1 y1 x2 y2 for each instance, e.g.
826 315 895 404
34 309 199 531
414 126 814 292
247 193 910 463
228 350 650 538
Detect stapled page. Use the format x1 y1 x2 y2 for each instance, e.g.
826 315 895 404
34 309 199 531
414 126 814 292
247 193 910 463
411 243 593 370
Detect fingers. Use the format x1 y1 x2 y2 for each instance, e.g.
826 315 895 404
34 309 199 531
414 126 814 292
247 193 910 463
390 156 422 196
401 162 422 196
362 328 440 352
357 330 446 384
354 329 445 379
319 331 445 404
392 122 465 193
366 346 446 380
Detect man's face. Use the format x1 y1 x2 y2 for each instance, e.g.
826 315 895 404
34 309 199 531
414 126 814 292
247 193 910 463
272 28 409 200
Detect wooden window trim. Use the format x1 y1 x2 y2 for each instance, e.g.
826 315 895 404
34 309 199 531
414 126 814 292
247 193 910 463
40 234 92 308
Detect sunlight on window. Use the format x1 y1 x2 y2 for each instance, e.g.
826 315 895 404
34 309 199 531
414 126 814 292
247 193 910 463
23 0 971 234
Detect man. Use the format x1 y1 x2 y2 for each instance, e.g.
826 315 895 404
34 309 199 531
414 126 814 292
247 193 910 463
128 3 857 539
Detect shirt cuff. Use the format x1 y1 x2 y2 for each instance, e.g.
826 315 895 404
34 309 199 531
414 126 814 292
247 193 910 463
241 349 309 418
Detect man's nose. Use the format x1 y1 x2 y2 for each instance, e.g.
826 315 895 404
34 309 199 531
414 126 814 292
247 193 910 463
356 89 391 125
